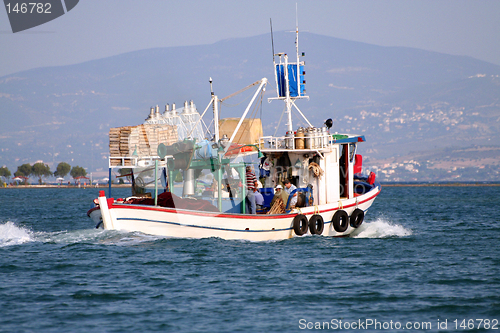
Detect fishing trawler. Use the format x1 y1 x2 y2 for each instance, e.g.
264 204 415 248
87 27 381 241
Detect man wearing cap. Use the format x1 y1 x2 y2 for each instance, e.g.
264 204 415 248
283 179 297 207
270 184 289 208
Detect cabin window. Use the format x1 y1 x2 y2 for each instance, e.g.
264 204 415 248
349 143 357 163
339 144 349 198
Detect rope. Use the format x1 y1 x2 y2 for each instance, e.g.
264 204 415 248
219 89 254 108
308 162 324 179
267 198 285 214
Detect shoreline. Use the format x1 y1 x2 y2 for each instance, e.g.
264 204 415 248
382 183 500 187
1 183 499 189
0 184 130 189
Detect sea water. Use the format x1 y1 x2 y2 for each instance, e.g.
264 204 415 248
0 186 499 332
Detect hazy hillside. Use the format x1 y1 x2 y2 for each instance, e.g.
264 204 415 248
1 32 499 181
367 145 500 182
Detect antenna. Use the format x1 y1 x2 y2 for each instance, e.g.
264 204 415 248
270 18 275 61
295 3 299 65
296 3 298 29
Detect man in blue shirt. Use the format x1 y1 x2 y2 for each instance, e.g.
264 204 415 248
254 187 264 212
283 179 297 207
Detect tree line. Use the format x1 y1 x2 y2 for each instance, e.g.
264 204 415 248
0 162 87 185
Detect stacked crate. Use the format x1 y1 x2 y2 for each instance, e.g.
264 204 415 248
109 128 121 157
109 124 178 166
119 126 132 156
133 125 151 157
158 125 178 147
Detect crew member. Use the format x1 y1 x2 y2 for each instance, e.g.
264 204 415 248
270 184 289 208
283 179 297 207
245 166 257 214
254 185 264 212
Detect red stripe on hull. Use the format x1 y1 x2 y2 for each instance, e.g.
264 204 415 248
105 187 381 219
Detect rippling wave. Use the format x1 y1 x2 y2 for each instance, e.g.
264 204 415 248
1 187 499 332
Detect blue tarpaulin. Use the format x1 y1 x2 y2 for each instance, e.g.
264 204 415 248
276 64 286 97
276 64 305 97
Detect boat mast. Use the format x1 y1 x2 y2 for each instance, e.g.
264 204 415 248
284 53 292 132
269 12 309 132
295 6 300 82
210 77 220 143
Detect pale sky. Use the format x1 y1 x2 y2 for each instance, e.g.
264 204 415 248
1 0 499 77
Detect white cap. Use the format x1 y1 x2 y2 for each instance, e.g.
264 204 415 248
276 185 283 189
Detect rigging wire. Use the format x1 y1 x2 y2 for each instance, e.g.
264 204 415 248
273 104 287 137
219 90 254 108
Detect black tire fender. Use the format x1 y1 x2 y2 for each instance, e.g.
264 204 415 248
293 214 308 236
350 208 365 228
332 210 349 232
309 214 324 235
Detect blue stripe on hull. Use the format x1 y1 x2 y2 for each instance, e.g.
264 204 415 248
116 217 296 233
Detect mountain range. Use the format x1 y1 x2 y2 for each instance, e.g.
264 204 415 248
1 32 499 181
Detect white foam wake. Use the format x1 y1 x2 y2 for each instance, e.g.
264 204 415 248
0 221 163 247
351 218 412 238
0 221 33 247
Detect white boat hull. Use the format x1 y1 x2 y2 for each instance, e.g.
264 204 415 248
89 186 380 241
